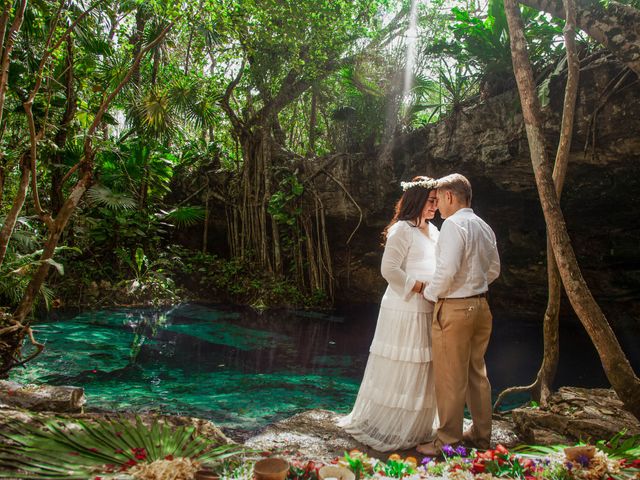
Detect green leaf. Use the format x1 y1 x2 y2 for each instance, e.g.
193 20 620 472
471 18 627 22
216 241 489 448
43 259 64 276
135 247 146 275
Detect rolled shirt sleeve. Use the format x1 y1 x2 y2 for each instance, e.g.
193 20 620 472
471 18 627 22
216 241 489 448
423 219 464 302
380 223 417 301
487 234 500 285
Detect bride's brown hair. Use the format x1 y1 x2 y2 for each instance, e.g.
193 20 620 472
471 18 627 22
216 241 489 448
382 176 435 243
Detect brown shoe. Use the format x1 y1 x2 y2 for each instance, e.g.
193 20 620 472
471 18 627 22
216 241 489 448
462 429 489 450
416 441 442 457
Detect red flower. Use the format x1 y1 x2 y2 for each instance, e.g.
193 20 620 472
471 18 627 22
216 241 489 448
131 447 147 460
472 462 486 473
260 451 272 457
114 448 125 455
478 450 495 461
165 455 174 461
520 458 535 471
496 444 509 455
88 448 100 453
120 459 137 471
305 461 315 472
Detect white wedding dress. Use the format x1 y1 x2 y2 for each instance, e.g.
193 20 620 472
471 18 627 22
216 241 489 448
339 220 439 451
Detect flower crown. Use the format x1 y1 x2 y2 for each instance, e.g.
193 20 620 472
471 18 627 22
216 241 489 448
400 178 437 191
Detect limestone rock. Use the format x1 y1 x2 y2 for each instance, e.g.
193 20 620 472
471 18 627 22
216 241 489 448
243 409 523 462
511 386 640 443
0 379 85 413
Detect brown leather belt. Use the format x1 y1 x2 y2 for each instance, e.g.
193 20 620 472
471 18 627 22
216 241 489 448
448 292 487 300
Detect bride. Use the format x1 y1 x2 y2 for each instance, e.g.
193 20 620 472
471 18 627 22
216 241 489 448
339 176 439 451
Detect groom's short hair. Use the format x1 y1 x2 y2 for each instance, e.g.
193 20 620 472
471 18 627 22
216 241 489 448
437 173 472 205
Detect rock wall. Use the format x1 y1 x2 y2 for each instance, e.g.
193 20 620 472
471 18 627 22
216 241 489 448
308 56 640 325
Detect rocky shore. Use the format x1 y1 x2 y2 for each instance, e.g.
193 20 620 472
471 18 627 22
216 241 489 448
1 382 639 463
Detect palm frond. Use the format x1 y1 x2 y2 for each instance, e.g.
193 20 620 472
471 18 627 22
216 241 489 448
161 206 206 228
0 416 245 479
132 87 177 139
87 185 137 210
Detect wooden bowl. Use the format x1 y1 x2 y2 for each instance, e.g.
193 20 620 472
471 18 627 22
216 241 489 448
564 445 596 461
318 465 356 480
194 469 220 480
253 457 289 480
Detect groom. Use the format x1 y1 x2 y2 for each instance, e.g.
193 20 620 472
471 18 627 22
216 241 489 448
418 173 500 454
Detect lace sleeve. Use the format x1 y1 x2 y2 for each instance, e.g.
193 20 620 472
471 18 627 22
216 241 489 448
380 222 416 300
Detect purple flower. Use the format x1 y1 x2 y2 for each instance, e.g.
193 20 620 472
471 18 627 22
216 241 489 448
565 461 574 471
455 446 468 457
421 457 433 465
576 455 591 468
442 445 456 457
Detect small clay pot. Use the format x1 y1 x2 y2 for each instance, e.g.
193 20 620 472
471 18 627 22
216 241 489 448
318 465 356 480
253 457 289 480
564 445 596 461
194 469 220 480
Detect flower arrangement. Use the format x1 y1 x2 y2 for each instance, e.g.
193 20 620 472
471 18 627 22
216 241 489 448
328 439 640 480
400 178 437 191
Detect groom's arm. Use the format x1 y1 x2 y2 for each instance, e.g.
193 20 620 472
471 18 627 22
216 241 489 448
423 220 464 302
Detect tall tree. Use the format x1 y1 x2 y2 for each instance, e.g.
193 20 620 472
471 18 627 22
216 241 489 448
216 0 400 289
503 0 640 419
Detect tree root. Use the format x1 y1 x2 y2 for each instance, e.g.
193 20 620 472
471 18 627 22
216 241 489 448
317 168 362 245
0 323 45 376
493 378 541 412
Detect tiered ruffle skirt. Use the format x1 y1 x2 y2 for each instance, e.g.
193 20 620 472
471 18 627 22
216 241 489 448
339 293 438 451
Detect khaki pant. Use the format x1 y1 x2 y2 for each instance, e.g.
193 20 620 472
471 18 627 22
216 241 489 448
431 297 493 447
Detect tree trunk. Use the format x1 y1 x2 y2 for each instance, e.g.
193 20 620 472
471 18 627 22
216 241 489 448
0 160 30 268
51 37 77 215
521 0 640 76
535 0 581 405
130 6 147 87
504 0 640 420
308 85 318 155
0 0 26 127
0 380 85 412
13 171 92 325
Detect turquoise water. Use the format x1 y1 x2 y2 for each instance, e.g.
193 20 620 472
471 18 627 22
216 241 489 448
11 304 368 432
11 302 640 434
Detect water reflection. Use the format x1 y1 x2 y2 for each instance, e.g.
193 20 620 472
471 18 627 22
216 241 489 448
11 303 639 433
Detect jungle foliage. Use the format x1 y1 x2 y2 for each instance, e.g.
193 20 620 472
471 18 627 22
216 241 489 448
0 0 613 374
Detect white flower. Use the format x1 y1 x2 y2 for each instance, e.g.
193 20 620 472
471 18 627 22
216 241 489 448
400 178 437 191
445 469 475 480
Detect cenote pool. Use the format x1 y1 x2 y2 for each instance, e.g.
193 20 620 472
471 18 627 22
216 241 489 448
10 303 640 434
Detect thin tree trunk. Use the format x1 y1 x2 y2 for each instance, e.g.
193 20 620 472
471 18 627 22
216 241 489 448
308 85 318 155
51 37 77 215
0 0 26 127
536 0 580 405
13 170 92 324
130 6 147 87
0 163 5 208
0 160 30 268
203 184 209 253
504 0 640 420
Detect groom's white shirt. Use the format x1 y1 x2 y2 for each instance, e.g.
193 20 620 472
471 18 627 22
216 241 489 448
423 208 500 302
